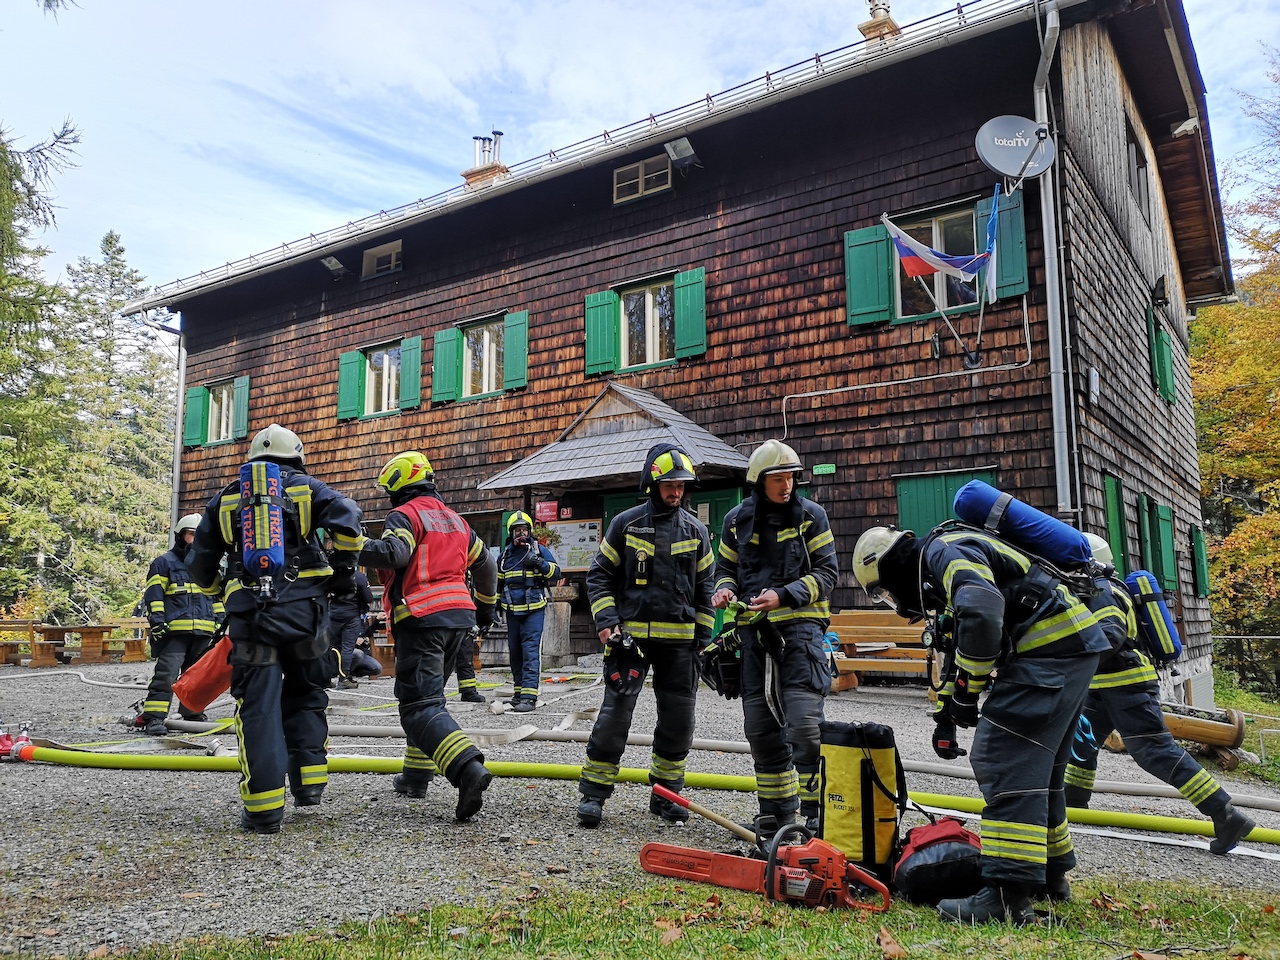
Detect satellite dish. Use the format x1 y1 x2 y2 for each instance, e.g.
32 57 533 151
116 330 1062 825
975 115 1056 180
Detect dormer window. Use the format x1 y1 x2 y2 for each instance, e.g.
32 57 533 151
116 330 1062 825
362 240 403 279
613 155 671 204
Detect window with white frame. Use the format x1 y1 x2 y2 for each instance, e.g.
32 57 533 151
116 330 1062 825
462 318 505 397
364 343 402 415
207 381 236 443
621 279 675 368
361 240 403 279
896 208 979 319
613 155 672 204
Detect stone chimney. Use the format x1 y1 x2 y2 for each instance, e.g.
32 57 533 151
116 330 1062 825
858 0 902 42
461 130 509 189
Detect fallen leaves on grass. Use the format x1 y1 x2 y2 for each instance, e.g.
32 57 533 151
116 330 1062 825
876 925 908 958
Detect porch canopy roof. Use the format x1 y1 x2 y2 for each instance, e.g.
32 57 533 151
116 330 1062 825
478 382 749 493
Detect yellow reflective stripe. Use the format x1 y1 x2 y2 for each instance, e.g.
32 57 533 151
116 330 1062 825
942 558 995 595
147 574 169 589
167 619 218 633
980 820 1047 864
798 574 819 604
1063 765 1095 791
1016 589 1096 653
695 611 717 630
591 597 616 617
776 528 799 543
582 758 619 787
625 534 654 555
714 576 738 594
807 528 834 552
697 551 715 572
285 484 312 536
1045 819 1073 859
1089 661 1159 689
650 754 686 780
940 532 1032 572
768 601 831 622
218 495 238 543
671 539 699 555
298 763 328 787
391 527 416 548
432 730 474 774
755 769 799 800
954 653 996 677
403 746 439 776
718 543 739 563
624 620 696 640
331 531 364 552
1179 769 1220 806
473 591 498 605
467 538 484 563
600 540 621 566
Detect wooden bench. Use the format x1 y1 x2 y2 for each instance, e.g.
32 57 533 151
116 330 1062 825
101 617 151 663
828 609 940 692
0 620 38 666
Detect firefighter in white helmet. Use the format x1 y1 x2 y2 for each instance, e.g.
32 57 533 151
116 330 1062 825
1066 534 1255 858
712 439 838 838
135 514 224 736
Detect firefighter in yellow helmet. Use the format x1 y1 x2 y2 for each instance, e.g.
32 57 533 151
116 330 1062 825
711 439 838 839
187 424 364 834
851 521 1107 924
359 450 499 821
498 511 561 712
578 443 715 827
135 514 225 736
1065 534 1255 859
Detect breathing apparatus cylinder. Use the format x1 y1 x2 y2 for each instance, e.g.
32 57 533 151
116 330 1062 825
240 460 286 600
953 479 1092 569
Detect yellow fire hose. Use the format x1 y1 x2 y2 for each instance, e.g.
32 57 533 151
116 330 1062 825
16 745 1279 847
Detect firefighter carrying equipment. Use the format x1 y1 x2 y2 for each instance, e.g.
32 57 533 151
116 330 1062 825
893 815 983 906
953 479 1093 571
377 450 434 493
603 630 647 695
851 526 914 602
817 720 909 881
699 615 745 700
745 439 804 484
1124 570 1182 664
248 423 305 465
240 459 289 600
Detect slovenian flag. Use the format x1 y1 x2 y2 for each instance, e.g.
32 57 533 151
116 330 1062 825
882 184 1001 303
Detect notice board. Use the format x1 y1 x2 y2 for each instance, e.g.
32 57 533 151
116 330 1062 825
543 519 602 572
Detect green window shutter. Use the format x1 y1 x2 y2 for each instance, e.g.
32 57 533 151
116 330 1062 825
399 336 422 410
337 351 364 420
984 189 1028 299
1145 306 1160 391
232 376 251 439
1191 525 1210 598
1156 330 1176 404
503 311 529 390
1137 493 1153 572
182 386 208 448
584 290 620 375
896 470 998 535
844 225 894 326
432 328 461 403
1155 503 1177 592
674 267 707 359
1103 473 1128 577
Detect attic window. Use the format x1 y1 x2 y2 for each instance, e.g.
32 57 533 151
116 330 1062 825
613 155 671 204
1125 118 1150 224
361 240 403 279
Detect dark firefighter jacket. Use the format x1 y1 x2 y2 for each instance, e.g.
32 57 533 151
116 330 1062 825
498 539 561 614
145 542 223 635
1085 575 1159 690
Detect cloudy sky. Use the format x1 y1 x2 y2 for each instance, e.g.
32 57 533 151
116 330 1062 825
3 0 1276 290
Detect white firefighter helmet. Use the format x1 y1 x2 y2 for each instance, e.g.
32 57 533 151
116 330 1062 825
249 423 305 465
1085 533 1113 567
745 439 803 484
173 513 201 535
852 526 914 599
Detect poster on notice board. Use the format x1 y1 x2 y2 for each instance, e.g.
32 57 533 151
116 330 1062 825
541 519 602 572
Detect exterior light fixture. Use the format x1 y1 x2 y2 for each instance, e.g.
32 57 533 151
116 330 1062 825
1151 275 1168 307
321 256 349 279
663 137 700 172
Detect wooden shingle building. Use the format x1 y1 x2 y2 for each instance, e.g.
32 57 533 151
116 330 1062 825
129 0 1231 700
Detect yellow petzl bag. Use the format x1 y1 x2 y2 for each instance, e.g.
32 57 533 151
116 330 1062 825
817 720 907 878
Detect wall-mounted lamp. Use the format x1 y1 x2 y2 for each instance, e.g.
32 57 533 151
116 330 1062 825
320 256 349 279
1170 117 1200 139
663 137 700 172
1151 275 1168 307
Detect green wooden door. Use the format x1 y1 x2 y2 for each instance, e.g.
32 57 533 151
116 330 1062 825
895 470 998 535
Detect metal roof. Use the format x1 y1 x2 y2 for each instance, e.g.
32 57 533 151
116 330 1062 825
478 382 749 492
124 0 1089 315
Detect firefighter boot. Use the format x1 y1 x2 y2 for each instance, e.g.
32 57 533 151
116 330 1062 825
577 796 604 828
294 786 324 807
240 809 283 835
1209 803 1256 855
459 688 486 704
649 792 690 823
511 698 535 713
142 717 168 737
938 883 1035 925
1034 870 1072 902
392 774 431 799
1063 785 1091 809
455 760 493 821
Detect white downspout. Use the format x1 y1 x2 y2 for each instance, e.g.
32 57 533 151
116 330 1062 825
1033 3 1072 515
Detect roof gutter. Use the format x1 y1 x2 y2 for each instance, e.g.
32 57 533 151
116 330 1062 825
1034 2 1074 516
123 0 1092 316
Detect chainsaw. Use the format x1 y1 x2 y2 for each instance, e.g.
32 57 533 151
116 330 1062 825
639 785 890 912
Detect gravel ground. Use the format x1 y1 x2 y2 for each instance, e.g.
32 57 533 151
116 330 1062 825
0 660 1277 958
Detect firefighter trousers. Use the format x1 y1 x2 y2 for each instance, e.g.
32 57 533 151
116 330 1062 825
393 620 484 785
740 619 830 820
579 640 698 801
507 609 545 702
143 632 211 720
968 652 1099 887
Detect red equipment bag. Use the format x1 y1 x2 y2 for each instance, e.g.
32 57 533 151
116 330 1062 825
892 816 983 906
172 634 234 713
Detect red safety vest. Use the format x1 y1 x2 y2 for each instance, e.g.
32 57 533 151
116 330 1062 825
395 495 476 621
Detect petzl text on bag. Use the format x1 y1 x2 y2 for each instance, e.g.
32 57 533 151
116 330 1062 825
818 720 907 878
172 634 233 713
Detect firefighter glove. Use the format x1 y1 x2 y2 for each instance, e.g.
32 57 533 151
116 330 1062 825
150 622 169 643
946 671 980 727
932 716 967 760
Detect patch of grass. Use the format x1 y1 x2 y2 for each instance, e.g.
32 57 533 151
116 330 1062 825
124 876 1278 960
1215 668 1280 719
1216 668 1280 784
